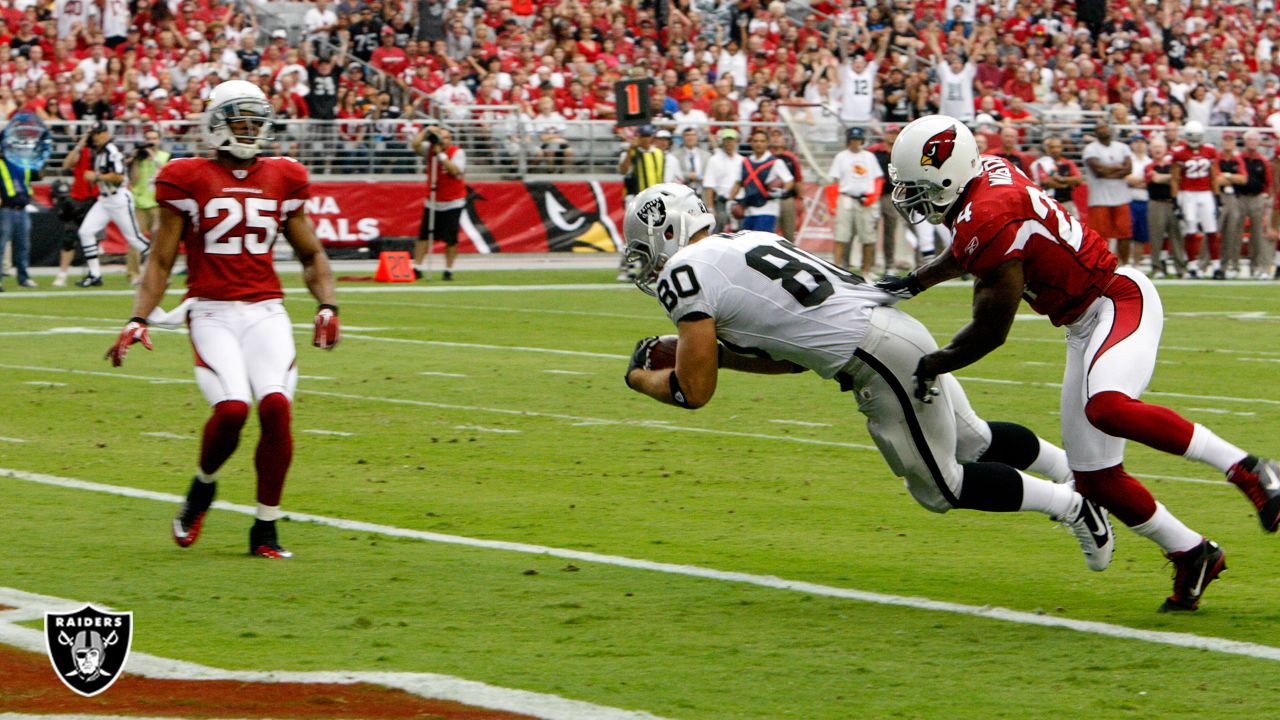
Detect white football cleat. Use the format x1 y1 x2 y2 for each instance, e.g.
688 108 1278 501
1059 494 1114 572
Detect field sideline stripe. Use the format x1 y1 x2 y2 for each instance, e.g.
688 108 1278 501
3 468 1279 664
0 592 666 720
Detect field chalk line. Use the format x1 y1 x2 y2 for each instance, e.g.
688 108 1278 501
3 467 1280 665
0 590 666 720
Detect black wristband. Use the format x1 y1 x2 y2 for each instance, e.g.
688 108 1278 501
668 371 694 409
318 303 339 315
129 316 148 326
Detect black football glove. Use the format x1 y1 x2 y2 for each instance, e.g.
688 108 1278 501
875 271 924 300
912 355 942 403
625 336 661 388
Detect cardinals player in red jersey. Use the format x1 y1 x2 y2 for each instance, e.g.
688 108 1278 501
1170 120 1220 279
878 115 1280 612
105 80 340 559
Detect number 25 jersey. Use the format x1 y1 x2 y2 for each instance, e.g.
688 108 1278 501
156 157 311 302
947 155 1117 326
655 231 893 379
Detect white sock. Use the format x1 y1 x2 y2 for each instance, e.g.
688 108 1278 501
256 503 282 522
86 257 101 276
195 471 216 484
1129 502 1202 554
1029 438 1073 485
1019 472 1077 519
1183 423 1248 473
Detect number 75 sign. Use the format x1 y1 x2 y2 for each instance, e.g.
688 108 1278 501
614 79 653 128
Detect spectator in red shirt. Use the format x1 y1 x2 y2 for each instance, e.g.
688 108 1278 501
994 125 1031 175
370 26 408 77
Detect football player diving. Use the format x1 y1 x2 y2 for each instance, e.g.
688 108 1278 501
105 80 340 559
877 115 1280 611
622 182 1115 577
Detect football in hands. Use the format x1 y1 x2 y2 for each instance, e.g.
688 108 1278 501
648 335 678 370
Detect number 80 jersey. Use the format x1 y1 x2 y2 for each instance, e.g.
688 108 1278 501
156 157 311 302
655 231 893 379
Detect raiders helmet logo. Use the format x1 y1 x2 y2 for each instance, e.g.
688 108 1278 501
920 125 959 168
44 605 133 697
637 197 667 227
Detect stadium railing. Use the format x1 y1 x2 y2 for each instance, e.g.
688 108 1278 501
34 117 1280 183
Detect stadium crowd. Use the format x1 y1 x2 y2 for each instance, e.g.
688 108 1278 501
2 0 1280 276
7 0 1280 139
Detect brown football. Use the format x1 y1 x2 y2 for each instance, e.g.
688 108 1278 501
649 335 679 370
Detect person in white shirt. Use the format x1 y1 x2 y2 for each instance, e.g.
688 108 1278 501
936 53 976 123
1125 134 1153 268
727 129 795 234
827 126 883 273
56 0 99 40
102 0 131 44
304 0 338 51
432 68 476 121
837 52 879 124
529 96 573 171
76 44 109 87
701 128 743 232
672 97 710 136
1082 120 1135 265
717 39 749 89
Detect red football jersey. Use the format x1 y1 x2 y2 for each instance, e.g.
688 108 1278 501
1171 143 1218 192
947 156 1119 326
155 157 310 303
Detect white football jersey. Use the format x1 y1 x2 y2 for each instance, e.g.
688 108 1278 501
654 231 893 379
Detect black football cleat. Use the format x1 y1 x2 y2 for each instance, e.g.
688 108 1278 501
1159 539 1226 613
1227 456 1280 532
76 274 103 287
173 477 217 548
249 519 293 559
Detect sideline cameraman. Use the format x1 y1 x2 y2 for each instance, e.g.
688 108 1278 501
411 125 466 281
128 129 170 285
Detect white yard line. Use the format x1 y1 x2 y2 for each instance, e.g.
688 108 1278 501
767 419 832 428
420 371 468 378
140 432 194 441
542 370 593 375
454 424 522 434
301 429 355 437
0 437 26 444
22 381 66 387
2 469 1278 665
0 589 667 720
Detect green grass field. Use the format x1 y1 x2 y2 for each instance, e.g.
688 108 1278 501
1 271 1279 718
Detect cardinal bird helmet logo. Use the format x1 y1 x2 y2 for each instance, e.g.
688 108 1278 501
920 125 958 168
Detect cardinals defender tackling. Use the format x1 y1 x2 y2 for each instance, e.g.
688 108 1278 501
105 80 340 559
879 115 1280 612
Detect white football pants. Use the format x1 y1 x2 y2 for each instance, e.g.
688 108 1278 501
1061 267 1164 472
78 190 150 259
188 299 298 405
843 305 993 513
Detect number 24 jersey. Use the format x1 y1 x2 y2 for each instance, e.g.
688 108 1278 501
655 231 893 379
156 157 311 302
947 155 1117 326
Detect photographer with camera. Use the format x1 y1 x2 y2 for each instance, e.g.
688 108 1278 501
128 129 170 286
410 124 466 281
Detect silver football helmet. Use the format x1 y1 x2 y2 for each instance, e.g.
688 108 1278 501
888 115 982 225
205 80 274 160
623 183 716 296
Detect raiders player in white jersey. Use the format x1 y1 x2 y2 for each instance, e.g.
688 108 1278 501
75 122 151 287
622 183 1115 572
